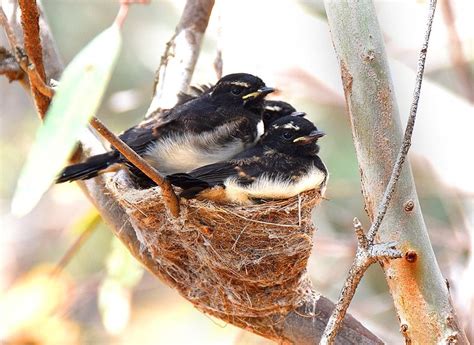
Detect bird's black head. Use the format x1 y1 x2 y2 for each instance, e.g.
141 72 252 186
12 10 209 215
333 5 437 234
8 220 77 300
210 73 274 110
262 100 306 130
261 116 325 156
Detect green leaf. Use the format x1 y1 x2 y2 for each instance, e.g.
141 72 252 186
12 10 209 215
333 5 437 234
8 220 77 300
11 24 122 217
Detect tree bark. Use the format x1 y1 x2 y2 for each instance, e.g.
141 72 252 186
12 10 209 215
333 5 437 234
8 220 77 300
324 0 468 343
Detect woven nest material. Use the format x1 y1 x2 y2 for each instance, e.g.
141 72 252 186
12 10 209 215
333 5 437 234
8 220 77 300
107 171 324 320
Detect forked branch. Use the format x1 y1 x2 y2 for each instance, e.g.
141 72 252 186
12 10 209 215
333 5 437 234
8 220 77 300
322 0 467 343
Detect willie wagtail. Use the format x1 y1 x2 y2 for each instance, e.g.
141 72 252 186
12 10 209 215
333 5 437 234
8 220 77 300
167 115 328 205
57 73 274 184
262 100 306 130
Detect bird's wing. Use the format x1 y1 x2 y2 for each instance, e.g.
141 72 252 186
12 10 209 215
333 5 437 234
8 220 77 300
170 146 266 188
118 126 161 155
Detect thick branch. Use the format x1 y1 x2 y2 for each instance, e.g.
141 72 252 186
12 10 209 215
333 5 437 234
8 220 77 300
324 0 468 343
146 0 215 115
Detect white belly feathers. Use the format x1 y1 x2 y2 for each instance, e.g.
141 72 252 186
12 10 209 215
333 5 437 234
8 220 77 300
224 167 327 204
144 120 262 175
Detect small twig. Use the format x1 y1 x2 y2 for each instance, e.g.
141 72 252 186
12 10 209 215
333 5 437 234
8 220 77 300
51 211 101 277
25 61 54 98
320 1 437 343
89 117 180 217
114 1 149 30
0 6 19 51
18 0 50 119
441 0 474 103
320 220 402 345
366 0 437 244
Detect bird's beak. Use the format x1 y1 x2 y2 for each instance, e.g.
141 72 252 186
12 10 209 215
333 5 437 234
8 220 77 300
293 130 326 144
242 86 275 100
290 111 306 117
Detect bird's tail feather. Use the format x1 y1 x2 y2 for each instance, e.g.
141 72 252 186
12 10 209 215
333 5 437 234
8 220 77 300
56 152 119 183
166 173 210 199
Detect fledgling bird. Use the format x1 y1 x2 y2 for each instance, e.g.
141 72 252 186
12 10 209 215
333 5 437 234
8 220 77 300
57 73 274 184
167 116 328 205
261 100 306 130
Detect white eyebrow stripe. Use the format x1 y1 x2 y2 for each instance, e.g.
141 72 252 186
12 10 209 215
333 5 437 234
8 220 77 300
230 81 250 87
264 105 282 112
282 122 300 130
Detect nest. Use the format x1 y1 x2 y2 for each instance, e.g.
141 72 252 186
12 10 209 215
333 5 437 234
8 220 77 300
107 171 323 323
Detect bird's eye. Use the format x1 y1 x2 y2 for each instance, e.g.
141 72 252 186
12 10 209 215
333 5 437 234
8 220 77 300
282 131 293 140
231 86 242 95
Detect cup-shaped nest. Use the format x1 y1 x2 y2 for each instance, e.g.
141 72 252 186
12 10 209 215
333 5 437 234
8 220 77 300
107 171 324 320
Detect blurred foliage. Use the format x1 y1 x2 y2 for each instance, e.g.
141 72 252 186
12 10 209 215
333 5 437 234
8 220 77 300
11 24 122 216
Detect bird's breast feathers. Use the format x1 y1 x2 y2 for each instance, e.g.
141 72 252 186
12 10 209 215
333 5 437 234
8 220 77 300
144 120 262 174
223 166 327 204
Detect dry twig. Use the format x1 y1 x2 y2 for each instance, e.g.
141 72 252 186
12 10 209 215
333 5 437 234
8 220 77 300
17 0 50 118
89 117 180 217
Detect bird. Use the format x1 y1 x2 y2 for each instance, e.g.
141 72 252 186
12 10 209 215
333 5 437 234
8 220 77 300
261 100 306 130
167 115 328 205
56 73 274 185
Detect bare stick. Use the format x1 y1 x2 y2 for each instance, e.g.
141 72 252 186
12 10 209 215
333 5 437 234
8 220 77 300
52 211 101 276
89 117 180 217
18 0 50 119
146 0 215 115
320 220 401 344
114 0 150 29
0 6 19 50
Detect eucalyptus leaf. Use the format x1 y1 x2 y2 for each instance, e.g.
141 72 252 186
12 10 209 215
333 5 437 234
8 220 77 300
11 24 122 217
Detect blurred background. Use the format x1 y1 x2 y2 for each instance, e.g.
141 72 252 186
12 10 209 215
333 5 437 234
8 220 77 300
1 0 473 344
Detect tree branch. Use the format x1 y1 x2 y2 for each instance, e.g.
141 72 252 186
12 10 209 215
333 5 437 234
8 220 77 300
89 117 180 217
146 0 215 115
320 220 401 344
323 0 468 343
17 0 50 118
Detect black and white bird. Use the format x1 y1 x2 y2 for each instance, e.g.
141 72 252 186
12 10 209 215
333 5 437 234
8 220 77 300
167 115 328 205
261 100 305 130
57 73 274 185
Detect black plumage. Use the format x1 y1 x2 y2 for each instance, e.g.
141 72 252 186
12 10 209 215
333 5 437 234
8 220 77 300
57 73 274 185
261 100 305 130
167 116 328 205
